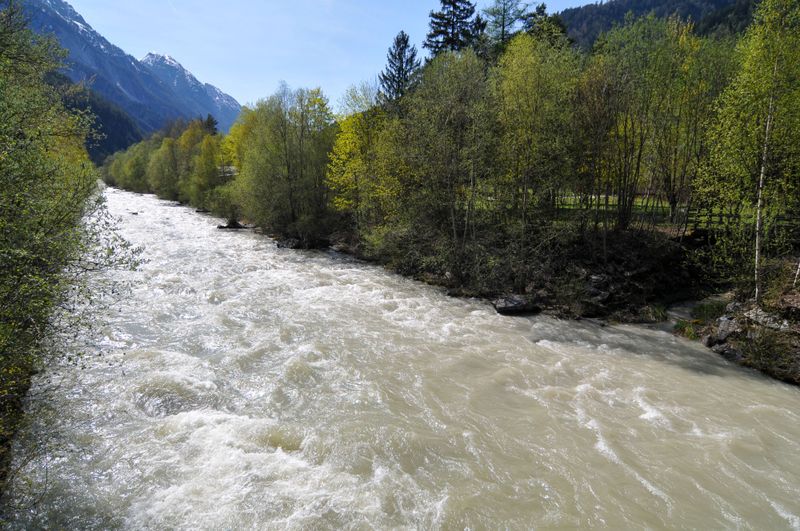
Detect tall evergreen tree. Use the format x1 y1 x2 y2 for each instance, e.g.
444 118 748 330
424 0 479 55
523 3 569 44
379 31 421 107
484 0 526 45
203 113 219 135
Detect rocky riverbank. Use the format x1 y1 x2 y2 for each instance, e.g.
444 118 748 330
673 294 800 385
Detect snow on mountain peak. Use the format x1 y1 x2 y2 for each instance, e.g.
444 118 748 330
142 53 184 70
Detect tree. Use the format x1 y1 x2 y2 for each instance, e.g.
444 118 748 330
222 107 255 169
203 113 219 135
594 15 668 230
523 3 569 44
494 32 580 244
648 21 733 227
698 0 800 301
401 50 495 277
378 31 420 111
189 134 222 208
175 119 208 202
146 138 180 200
1 0 136 478
483 0 526 45
236 84 335 244
328 82 386 230
424 0 479 55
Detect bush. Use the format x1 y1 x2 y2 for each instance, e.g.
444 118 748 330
675 320 701 340
740 329 800 385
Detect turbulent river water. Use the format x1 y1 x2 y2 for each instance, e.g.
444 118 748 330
4 188 800 529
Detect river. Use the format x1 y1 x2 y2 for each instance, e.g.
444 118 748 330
3 188 800 529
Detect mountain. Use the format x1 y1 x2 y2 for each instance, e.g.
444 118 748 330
558 0 739 48
141 53 240 133
694 0 759 36
21 0 240 134
42 71 143 164
46 72 144 165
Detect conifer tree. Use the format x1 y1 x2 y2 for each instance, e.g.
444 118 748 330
484 0 526 45
523 3 569 44
379 31 421 108
424 0 480 55
203 113 218 135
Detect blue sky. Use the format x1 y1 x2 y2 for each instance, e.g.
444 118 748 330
65 0 589 111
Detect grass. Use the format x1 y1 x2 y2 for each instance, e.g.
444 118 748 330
674 319 701 340
691 300 728 322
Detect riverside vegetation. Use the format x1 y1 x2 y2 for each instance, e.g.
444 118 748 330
0 1 136 491
101 0 800 384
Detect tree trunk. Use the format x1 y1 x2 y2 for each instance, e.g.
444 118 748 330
755 59 778 304
794 258 800 288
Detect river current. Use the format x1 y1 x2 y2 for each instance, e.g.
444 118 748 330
3 188 800 529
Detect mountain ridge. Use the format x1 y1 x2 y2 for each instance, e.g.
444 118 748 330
140 53 240 132
21 0 240 134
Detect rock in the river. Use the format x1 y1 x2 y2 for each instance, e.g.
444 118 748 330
712 342 744 363
702 334 718 348
276 238 302 249
218 220 246 230
493 294 542 316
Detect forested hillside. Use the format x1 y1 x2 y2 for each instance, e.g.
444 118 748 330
105 0 800 383
46 72 143 164
558 0 751 46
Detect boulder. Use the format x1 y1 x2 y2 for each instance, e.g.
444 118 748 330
218 220 245 230
744 308 789 331
712 343 744 363
276 238 302 249
716 317 742 342
493 294 542 316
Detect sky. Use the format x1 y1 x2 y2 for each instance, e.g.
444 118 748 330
64 0 590 111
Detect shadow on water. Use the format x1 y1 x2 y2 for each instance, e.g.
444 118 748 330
527 316 786 387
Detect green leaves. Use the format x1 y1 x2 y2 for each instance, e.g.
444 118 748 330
696 0 800 293
0 1 140 466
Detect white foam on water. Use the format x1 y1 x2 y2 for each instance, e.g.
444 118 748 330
4 188 800 529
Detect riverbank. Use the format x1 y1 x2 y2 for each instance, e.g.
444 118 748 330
672 289 800 386
115 187 800 387
321 227 800 386
0 366 34 496
323 228 698 322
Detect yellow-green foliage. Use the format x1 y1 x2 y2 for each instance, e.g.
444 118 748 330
146 137 179 200
326 85 395 231
188 134 223 208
